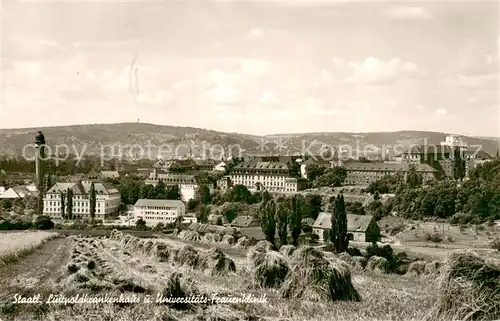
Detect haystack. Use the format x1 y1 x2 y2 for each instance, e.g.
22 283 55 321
426 250 500 321
143 240 155 254
255 240 274 251
233 236 251 249
279 245 296 256
174 245 201 268
198 248 236 276
406 261 427 276
338 252 364 270
281 247 361 302
161 272 200 311
424 261 442 276
221 235 235 246
366 256 389 273
246 246 289 288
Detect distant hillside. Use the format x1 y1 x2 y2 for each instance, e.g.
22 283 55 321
0 123 498 159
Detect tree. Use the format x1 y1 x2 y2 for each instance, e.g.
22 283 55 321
215 216 223 226
166 185 181 200
304 194 322 220
187 198 199 212
60 191 66 219
196 204 210 223
346 201 365 215
373 191 381 201
136 218 146 229
139 184 155 199
66 188 73 220
305 164 327 182
197 184 212 205
221 207 237 223
276 200 289 246
330 195 348 253
230 185 252 203
153 181 167 199
34 215 54 230
453 147 466 181
260 199 277 246
89 182 96 221
289 195 303 246
154 222 165 232
407 165 422 188
313 166 347 187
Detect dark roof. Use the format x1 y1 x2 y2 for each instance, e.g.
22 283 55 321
230 215 256 227
47 181 119 195
344 162 437 172
312 212 376 232
232 161 291 171
464 149 493 160
134 199 184 207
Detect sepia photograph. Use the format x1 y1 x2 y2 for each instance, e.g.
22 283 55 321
0 1 499 320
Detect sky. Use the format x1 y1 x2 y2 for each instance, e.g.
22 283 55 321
1 0 499 137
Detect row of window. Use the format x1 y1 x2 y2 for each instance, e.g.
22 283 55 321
44 207 103 213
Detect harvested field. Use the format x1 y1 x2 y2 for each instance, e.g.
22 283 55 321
1 229 486 321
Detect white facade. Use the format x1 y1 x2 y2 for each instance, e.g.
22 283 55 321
441 135 468 148
134 199 186 227
180 183 199 202
0 186 4 195
43 181 121 220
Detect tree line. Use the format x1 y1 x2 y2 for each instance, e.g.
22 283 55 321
367 159 500 223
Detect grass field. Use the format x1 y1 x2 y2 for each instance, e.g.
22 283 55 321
0 229 497 321
0 231 59 267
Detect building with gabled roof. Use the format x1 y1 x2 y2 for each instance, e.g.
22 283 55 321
43 180 121 220
0 185 35 199
312 212 380 243
230 215 259 228
343 162 437 185
228 160 304 194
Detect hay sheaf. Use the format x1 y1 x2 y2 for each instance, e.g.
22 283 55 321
366 256 389 273
246 247 289 288
179 231 202 242
281 247 361 302
279 245 296 257
174 246 201 268
198 248 236 276
233 237 251 249
426 250 500 321
221 235 235 246
424 261 442 276
160 272 200 311
338 252 365 270
406 261 427 276
255 240 275 251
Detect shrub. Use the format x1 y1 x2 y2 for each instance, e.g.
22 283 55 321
425 233 443 243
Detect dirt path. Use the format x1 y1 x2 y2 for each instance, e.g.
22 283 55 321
0 237 72 308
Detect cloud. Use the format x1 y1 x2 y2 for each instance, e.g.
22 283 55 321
453 39 498 76
314 69 333 86
208 85 241 104
382 6 433 20
345 57 418 85
247 28 263 40
259 91 280 105
432 108 450 117
135 91 173 105
440 74 499 89
240 59 272 77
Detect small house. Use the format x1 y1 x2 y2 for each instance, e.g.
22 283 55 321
312 212 380 243
230 215 259 228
